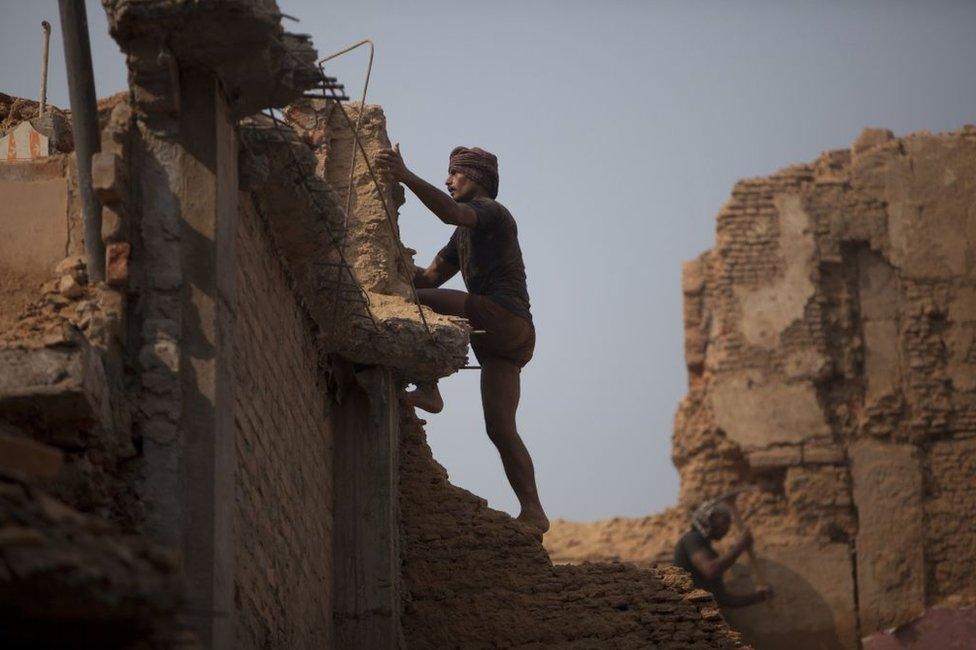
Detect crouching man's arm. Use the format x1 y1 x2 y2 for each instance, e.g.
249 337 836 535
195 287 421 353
714 585 773 608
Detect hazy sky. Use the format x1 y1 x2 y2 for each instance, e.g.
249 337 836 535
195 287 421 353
3 1 974 521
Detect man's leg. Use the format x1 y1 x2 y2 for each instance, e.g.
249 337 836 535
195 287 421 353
480 355 549 534
416 288 468 317
401 289 470 413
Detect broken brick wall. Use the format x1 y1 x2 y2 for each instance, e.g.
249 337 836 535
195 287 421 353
399 411 746 649
0 96 135 529
0 93 181 643
547 125 976 649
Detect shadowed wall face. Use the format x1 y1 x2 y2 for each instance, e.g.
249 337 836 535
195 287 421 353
234 196 336 648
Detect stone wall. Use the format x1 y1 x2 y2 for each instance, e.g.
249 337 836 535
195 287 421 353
233 194 336 647
546 125 976 648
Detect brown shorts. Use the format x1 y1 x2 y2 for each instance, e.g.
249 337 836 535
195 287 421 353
464 294 535 368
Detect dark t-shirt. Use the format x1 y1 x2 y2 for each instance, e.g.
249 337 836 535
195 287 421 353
437 197 532 322
674 529 726 597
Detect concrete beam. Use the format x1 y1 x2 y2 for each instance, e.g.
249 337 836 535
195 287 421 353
332 366 401 648
177 69 237 649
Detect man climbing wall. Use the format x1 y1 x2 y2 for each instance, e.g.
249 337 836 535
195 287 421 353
375 144 549 535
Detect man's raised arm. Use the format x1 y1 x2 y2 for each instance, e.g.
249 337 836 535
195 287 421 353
375 145 478 227
689 531 753 582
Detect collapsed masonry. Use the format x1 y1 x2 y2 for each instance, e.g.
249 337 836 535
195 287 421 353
0 0 745 647
546 126 976 648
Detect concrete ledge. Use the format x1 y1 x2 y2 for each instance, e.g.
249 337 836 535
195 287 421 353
239 119 468 380
0 332 112 447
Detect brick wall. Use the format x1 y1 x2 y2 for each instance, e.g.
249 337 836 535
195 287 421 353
399 412 744 648
546 125 976 647
925 437 976 602
234 195 334 648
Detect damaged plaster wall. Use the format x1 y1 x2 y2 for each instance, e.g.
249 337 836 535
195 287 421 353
546 125 976 648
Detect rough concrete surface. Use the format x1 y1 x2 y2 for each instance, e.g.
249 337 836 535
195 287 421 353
862 607 976 650
545 125 976 648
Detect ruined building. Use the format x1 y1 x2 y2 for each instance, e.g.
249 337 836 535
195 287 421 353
1 1 746 647
546 126 976 648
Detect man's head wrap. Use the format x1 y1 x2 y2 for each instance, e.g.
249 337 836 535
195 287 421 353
449 146 499 199
692 500 732 539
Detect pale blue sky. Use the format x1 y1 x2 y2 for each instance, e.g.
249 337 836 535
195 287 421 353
3 1 974 521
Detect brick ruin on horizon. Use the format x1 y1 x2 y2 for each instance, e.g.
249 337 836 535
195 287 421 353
545 125 976 648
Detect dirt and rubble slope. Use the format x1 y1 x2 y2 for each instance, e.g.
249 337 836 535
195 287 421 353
545 125 976 649
400 411 745 648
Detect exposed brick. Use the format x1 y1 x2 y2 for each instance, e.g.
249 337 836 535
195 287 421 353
233 196 334 649
105 242 130 286
91 151 125 204
101 205 125 243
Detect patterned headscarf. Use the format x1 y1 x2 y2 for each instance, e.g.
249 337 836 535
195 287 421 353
692 501 732 539
449 146 499 199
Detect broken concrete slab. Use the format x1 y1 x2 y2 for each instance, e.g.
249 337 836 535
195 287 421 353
0 331 112 447
239 114 468 380
102 0 321 119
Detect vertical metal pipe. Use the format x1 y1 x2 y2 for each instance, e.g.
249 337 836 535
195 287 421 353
39 21 51 115
58 0 104 282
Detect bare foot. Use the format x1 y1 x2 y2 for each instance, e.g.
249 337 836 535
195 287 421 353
517 506 550 536
403 381 443 414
